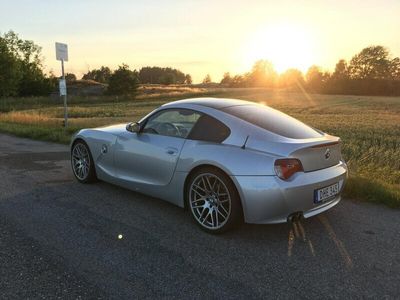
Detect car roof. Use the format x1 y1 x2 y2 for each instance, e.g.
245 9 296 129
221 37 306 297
164 97 254 110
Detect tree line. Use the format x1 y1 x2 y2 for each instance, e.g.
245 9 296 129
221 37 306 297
1 30 400 97
217 45 400 95
81 66 192 85
0 31 192 97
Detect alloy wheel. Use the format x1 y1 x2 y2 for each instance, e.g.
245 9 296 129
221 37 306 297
72 143 91 180
189 173 232 230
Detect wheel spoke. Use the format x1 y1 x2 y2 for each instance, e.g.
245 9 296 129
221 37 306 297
210 210 215 227
201 177 208 192
76 146 83 157
202 211 211 225
192 204 205 209
219 203 229 216
192 186 206 198
199 208 208 224
217 208 228 219
191 196 206 204
211 177 217 190
205 176 213 191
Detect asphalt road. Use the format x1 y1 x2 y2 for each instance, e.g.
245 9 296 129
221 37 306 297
0 133 399 299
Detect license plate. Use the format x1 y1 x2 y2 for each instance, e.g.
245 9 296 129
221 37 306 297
314 183 339 204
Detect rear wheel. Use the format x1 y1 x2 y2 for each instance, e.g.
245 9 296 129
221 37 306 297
187 167 242 233
71 140 96 183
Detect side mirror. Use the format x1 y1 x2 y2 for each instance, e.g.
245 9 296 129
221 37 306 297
126 122 141 133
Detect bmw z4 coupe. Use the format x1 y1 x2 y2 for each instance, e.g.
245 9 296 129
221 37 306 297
71 98 348 233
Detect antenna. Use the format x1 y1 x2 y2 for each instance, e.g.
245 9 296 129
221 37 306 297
241 135 250 149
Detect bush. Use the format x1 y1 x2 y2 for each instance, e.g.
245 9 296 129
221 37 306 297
107 64 139 96
138 66 187 84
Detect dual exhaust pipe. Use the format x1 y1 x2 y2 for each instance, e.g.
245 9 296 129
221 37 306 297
287 212 304 223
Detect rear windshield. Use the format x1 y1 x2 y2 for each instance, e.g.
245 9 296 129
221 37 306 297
222 105 322 139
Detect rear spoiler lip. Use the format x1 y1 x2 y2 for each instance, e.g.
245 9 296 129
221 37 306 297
310 141 340 148
242 134 341 157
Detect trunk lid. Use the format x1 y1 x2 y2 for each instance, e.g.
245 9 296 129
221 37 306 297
290 140 341 171
245 134 342 172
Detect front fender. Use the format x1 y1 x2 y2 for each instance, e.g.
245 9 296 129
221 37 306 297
70 129 118 179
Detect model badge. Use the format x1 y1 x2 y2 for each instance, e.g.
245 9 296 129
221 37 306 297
325 148 331 160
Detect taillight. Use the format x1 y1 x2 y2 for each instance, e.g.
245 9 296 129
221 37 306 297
274 158 303 180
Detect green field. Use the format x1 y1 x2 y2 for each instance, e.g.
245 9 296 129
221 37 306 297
0 86 399 207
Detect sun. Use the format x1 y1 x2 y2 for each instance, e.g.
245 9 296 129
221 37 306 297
243 23 315 73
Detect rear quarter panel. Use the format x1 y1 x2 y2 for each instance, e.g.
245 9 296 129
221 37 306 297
176 140 278 176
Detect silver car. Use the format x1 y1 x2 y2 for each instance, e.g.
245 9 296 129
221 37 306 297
71 98 347 233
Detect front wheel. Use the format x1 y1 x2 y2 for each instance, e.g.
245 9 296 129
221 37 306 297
71 140 96 183
187 168 242 234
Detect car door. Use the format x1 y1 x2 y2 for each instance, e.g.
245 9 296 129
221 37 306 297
114 108 201 186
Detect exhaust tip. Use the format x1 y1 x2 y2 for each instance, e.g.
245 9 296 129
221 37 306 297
287 212 304 223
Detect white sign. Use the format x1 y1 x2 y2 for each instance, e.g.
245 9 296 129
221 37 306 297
59 79 67 96
55 42 68 61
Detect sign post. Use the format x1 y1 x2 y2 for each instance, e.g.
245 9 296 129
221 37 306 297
55 42 69 128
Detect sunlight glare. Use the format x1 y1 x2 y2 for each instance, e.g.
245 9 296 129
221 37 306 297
243 23 316 73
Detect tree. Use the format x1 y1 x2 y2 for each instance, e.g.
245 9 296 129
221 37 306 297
184 74 192 84
65 73 77 83
160 73 175 85
2 31 42 66
220 72 232 85
202 74 212 84
324 59 350 94
278 69 305 89
18 64 54 96
306 65 329 92
107 64 139 96
390 57 400 80
0 30 54 97
0 36 21 97
332 59 349 80
138 66 187 84
348 46 392 79
82 66 111 83
248 60 277 87
232 74 247 87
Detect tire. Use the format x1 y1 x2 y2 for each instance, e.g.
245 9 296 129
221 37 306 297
71 140 97 183
187 167 243 234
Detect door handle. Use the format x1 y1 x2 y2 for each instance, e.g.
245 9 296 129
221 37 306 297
166 147 178 155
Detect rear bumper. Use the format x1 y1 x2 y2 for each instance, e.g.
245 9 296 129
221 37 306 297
231 161 348 224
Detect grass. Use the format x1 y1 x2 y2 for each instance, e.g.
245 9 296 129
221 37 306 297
0 86 399 208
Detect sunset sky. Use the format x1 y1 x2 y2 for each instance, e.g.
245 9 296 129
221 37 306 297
1 0 399 82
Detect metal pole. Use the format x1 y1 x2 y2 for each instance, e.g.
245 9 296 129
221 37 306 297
61 59 68 128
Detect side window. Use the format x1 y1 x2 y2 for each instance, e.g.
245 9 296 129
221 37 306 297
142 109 201 138
188 114 231 143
